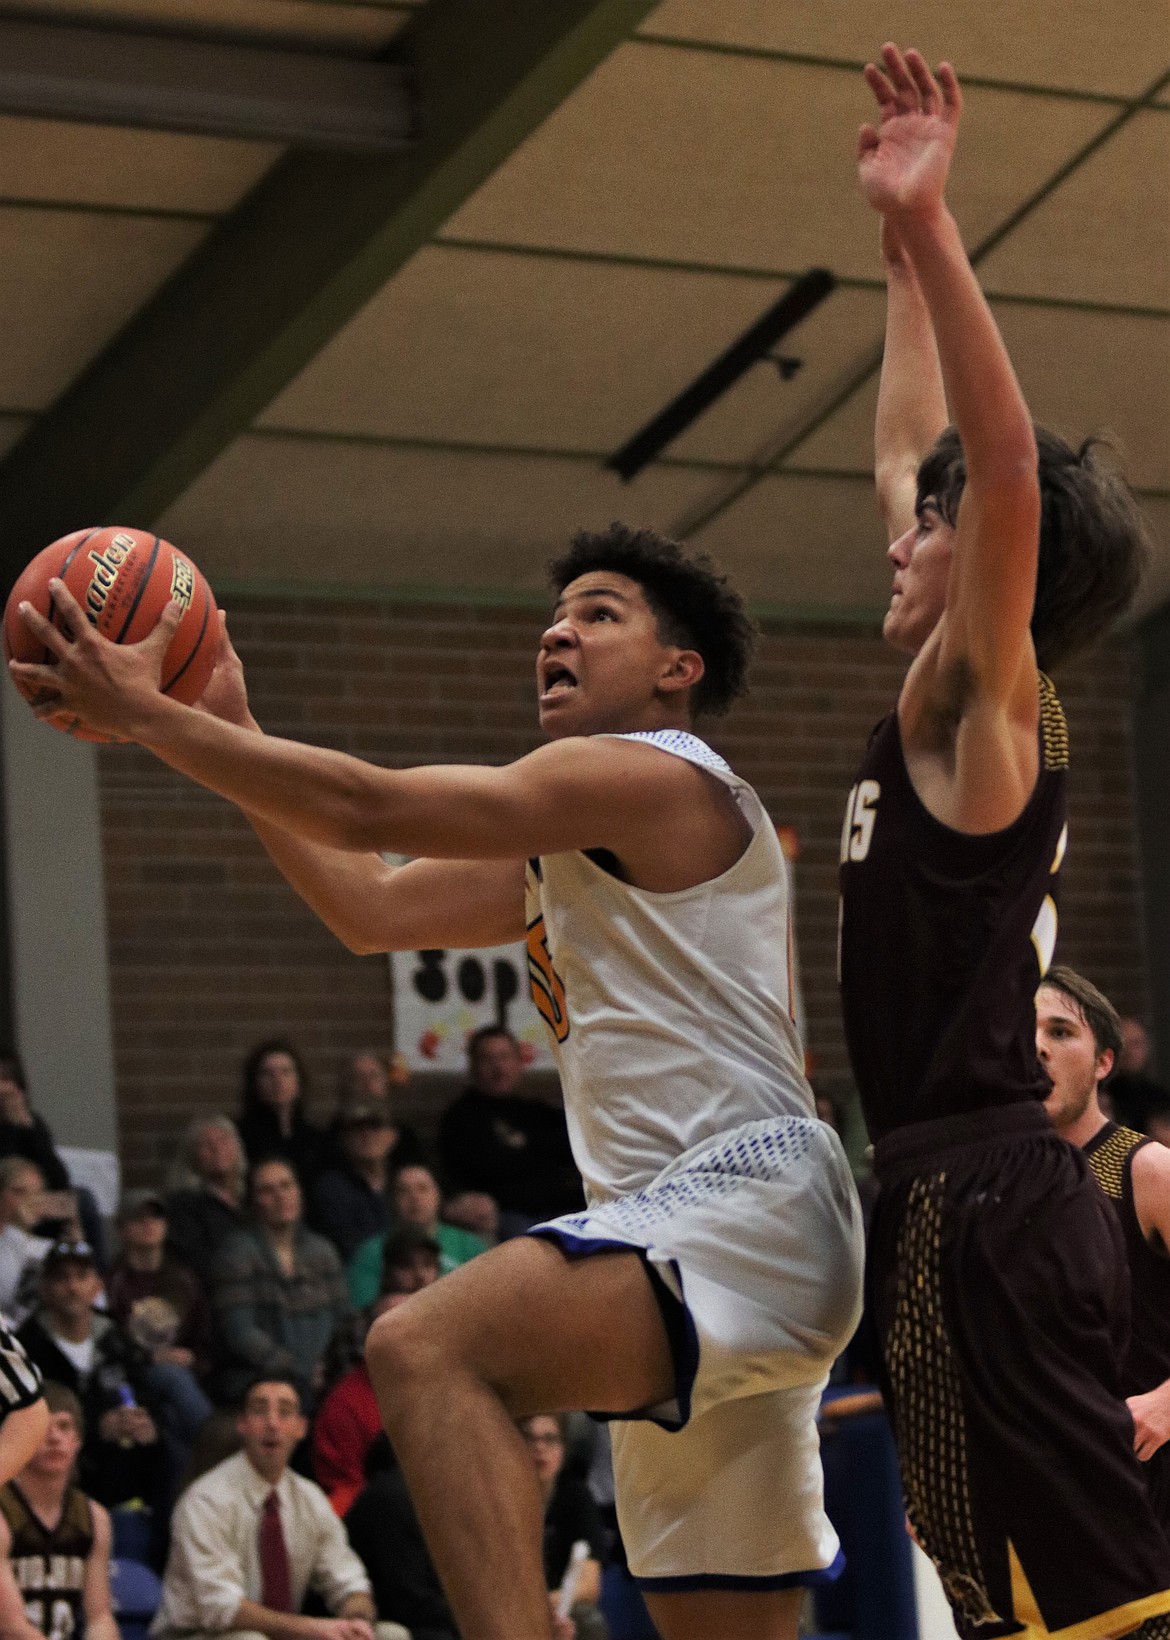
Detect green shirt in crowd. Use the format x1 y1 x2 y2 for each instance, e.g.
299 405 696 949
348 1222 489 1307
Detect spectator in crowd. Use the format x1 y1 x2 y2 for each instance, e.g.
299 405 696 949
1107 1016 1170 1133
344 1434 458 1640
347 1165 488 1309
152 1374 406 1640
519 1414 607 1640
106 1190 214 1448
331 1055 424 1160
438 1026 583 1238
237 1042 322 1187
310 1110 400 1264
0 1381 118 1640
0 1161 51 1322
0 1057 101 1260
211 1159 349 1408
166 1116 249 1284
314 1229 440 1517
16 1243 165 1514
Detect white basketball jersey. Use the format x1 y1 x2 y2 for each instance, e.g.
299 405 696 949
524 729 814 1205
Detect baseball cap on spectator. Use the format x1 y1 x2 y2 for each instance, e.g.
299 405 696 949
116 1188 167 1222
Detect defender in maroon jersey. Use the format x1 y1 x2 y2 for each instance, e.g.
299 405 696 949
1040 968 1170 1525
837 43 1169 1640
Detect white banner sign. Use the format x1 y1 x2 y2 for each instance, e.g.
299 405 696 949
390 944 556 1073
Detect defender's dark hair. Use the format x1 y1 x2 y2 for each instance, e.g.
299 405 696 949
916 428 1151 673
548 523 756 717
1041 965 1123 1071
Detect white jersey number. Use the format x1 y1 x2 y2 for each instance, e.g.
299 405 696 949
840 781 881 864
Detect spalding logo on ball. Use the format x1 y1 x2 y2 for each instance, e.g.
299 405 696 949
2 527 219 742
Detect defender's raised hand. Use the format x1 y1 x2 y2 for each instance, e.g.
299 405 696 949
858 44 961 217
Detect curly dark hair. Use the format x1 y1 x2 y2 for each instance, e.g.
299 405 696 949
547 523 756 716
916 427 1151 673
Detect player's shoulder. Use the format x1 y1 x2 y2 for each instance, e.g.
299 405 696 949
1130 1135 1170 1193
526 732 724 789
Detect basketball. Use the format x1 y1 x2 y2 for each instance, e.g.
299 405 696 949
2 527 219 742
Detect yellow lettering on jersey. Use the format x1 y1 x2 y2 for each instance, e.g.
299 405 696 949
840 780 881 864
526 916 569 1043
1031 895 1058 978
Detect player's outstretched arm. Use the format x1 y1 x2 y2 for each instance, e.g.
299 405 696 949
874 215 949 543
193 615 525 952
1126 1141 1170 1461
860 46 1040 709
13 585 712 881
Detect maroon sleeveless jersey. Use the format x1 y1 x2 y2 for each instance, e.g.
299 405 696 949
838 676 1069 1143
1084 1122 1170 1398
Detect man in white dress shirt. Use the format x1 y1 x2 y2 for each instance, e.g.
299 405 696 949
153 1375 406 1640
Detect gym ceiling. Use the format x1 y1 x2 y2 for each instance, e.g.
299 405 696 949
0 0 1166 624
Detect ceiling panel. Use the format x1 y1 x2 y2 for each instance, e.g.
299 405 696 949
157 434 716 591
0 0 412 51
443 44 1112 278
688 470 889 610
976 113 1170 309
261 245 887 466
642 0 1170 101
780 301 1170 490
0 208 208 407
0 116 280 213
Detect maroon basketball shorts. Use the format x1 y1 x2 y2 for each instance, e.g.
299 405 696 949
870 1102 1170 1640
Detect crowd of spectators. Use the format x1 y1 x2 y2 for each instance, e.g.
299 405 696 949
0 1027 614 1639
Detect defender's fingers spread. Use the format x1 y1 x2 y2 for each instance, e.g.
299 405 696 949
937 62 962 115
905 50 940 112
863 64 897 108
881 44 917 100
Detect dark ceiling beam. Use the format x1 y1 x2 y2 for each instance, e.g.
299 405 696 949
0 19 414 150
0 0 657 592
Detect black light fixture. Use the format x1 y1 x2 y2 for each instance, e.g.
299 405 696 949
606 267 836 482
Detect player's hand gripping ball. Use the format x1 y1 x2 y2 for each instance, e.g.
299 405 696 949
2 527 219 742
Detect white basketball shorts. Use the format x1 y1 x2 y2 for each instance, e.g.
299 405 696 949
530 1114 865 1585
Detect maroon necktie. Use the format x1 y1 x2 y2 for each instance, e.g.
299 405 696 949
259 1490 293 1613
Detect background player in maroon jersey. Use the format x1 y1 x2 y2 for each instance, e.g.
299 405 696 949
837 42 1169 1640
1039 969 1170 1503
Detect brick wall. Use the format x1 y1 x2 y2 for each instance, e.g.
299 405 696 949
99 599 1144 1184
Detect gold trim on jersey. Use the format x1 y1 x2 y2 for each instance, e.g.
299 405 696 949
1039 673 1069 772
1084 1125 1145 1202
1008 1543 1170 1637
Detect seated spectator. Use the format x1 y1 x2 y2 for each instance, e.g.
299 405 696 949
0 1161 52 1323
211 1159 349 1408
310 1109 399 1263
105 1191 213 1450
237 1041 323 1188
16 1243 165 1514
519 1414 608 1640
0 1056 102 1261
328 1052 425 1175
0 1381 118 1640
314 1229 440 1518
344 1434 457 1640
165 1117 248 1284
347 1165 488 1309
438 1027 584 1237
152 1374 406 1640
1106 1015 1170 1133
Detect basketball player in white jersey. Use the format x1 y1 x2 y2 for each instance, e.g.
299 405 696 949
13 524 864 1640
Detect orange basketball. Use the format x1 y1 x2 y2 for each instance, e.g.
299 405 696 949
2 527 219 742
